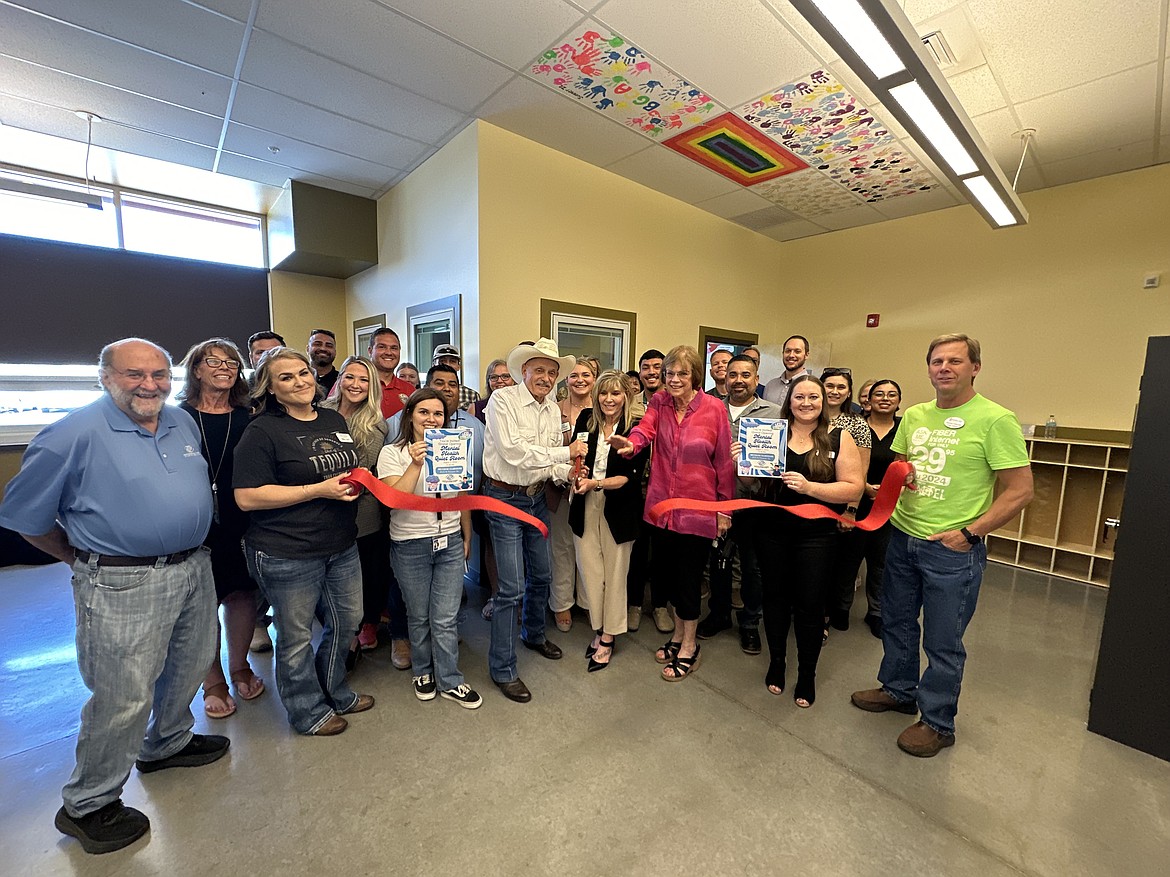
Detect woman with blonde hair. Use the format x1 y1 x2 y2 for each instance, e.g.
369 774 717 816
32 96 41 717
322 356 389 663
569 371 647 670
178 337 264 718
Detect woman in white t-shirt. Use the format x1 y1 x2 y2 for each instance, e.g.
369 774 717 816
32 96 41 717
376 389 480 710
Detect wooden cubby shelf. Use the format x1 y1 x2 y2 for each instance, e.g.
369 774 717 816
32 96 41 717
986 436 1128 588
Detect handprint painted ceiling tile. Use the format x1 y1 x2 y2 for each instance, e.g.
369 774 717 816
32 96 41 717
751 168 867 216
529 24 721 140
820 145 937 202
662 113 807 186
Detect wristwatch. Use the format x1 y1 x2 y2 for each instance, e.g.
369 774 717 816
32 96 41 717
844 506 858 516
594 480 603 492
960 526 982 545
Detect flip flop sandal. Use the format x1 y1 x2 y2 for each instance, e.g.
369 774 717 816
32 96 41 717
202 681 236 718
230 668 266 701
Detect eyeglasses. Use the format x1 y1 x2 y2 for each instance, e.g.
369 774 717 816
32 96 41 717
821 367 852 378
110 367 171 384
487 373 512 383
203 357 240 370
870 391 900 399
664 370 690 380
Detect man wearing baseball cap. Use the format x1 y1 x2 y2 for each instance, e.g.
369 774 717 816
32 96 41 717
432 344 481 411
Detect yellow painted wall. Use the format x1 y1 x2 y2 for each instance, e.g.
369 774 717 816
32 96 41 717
477 121 790 375
347 123 480 382
783 163 1170 430
269 271 349 359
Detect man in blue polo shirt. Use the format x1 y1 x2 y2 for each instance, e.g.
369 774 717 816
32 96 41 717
0 338 230 854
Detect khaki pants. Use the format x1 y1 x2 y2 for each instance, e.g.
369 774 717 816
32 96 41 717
573 491 632 635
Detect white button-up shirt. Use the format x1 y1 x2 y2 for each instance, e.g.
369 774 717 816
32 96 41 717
483 382 571 486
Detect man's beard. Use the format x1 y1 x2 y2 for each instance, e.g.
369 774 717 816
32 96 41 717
108 384 165 421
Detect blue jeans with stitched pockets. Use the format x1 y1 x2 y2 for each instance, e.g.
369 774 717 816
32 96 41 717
878 527 987 736
483 482 552 683
391 532 466 692
245 541 363 734
63 548 217 817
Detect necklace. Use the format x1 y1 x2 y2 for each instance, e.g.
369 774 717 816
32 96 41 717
196 408 232 525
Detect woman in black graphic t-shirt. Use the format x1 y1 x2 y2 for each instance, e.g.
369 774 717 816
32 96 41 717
234 348 374 737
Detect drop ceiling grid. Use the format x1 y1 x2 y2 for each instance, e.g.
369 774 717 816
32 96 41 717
592 0 822 108
252 0 515 113
1038 138 1157 187
222 122 404 188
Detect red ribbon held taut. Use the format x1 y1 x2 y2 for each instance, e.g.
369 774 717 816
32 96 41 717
341 467 550 538
647 460 913 531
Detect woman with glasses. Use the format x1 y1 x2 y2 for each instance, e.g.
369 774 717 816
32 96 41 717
178 338 264 719
820 368 874 637
831 378 904 638
233 348 373 736
754 375 864 708
321 356 388 665
609 346 735 682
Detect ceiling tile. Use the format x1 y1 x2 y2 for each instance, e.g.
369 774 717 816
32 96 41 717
231 84 430 171
751 168 867 216
188 0 253 20
755 218 827 241
254 0 513 113
595 0 821 107
902 0 972 24
692 187 777 219
375 0 586 70
215 152 385 198
758 1 840 66
0 3 232 114
871 186 960 219
812 203 887 230
94 125 217 171
478 76 650 166
970 107 1042 176
729 204 799 230
605 143 744 202
223 123 401 189
1036 139 1156 188
1015 63 1159 163
970 0 1162 104
13 0 246 76
0 55 223 147
946 64 1009 118
239 30 467 144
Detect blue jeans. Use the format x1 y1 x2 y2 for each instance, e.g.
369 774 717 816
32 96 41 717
878 527 987 735
64 549 217 816
483 482 552 683
245 542 363 734
391 533 466 692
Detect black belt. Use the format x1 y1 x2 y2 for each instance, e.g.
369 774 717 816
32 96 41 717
74 546 200 568
486 477 546 497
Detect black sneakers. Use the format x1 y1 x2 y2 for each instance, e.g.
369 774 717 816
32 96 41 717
55 799 149 854
413 674 437 701
440 684 483 710
136 734 229 773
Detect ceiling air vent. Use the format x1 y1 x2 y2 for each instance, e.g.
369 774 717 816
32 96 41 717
921 31 957 68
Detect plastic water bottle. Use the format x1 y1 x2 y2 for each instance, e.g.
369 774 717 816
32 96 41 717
1044 415 1057 438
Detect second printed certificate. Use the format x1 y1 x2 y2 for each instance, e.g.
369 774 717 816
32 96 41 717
738 417 787 478
424 427 474 493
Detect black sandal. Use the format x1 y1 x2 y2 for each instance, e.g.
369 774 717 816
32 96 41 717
588 638 615 673
794 671 816 708
662 644 700 682
765 660 786 696
655 638 681 665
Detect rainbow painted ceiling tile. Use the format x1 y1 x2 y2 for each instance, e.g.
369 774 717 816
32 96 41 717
662 112 808 186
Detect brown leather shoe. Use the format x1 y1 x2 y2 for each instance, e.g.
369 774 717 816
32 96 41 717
342 694 375 714
897 721 955 757
312 714 348 736
390 639 411 670
850 688 918 714
494 678 532 703
521 638 562 660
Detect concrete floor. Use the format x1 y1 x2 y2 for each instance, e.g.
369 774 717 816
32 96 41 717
0 561 1167 877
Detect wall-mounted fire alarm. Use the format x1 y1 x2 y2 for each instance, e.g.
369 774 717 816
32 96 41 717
866 314 880 327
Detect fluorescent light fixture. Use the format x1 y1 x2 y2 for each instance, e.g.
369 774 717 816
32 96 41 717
810 0 905 79
963 176 1017 227
888 81 978 176
0 177 104 209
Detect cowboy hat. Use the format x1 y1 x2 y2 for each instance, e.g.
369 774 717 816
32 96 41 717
506 337 575 383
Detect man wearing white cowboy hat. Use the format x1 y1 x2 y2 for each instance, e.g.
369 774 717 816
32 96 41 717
482 338 588 702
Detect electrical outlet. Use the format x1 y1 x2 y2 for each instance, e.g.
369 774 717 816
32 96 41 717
1144 274 1160 289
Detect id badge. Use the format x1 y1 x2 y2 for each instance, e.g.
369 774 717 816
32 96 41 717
432 535 448 553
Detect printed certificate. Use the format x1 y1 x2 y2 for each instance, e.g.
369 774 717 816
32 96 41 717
738 417 787 478
424 427 473 493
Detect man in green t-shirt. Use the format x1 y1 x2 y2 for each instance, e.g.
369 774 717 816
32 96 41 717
851 334 1033 757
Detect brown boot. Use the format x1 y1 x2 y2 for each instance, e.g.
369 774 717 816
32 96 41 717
850 688 918 714
897 721 955 757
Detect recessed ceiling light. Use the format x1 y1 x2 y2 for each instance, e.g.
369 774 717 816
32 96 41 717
268 145 280 154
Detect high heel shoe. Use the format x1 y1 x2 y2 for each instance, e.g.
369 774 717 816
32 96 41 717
587 638 615 672
765 660 786 696
794 671 816 709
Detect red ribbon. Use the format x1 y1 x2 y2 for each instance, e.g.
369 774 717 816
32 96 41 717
341 467 550 538
647 460 913 532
